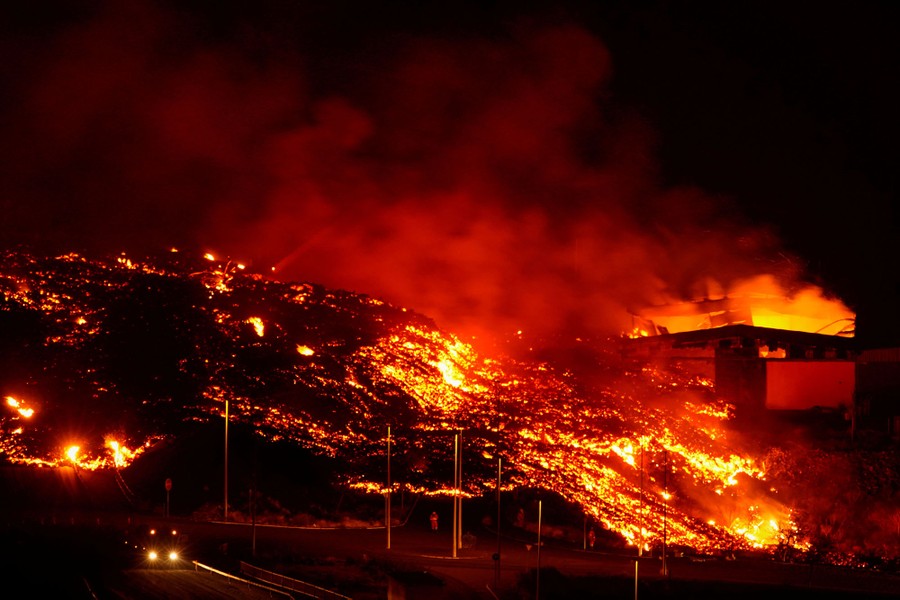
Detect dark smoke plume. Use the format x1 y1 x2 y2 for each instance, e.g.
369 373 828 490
0 1 816 345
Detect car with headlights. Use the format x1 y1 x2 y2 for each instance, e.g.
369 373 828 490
123 523 186 568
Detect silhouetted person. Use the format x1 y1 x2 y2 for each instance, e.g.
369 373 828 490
430 511 439 531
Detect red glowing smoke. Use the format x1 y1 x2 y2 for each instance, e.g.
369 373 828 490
0 2 819 344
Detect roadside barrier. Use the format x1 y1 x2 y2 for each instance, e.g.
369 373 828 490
193 561 294 599
240 561 352 600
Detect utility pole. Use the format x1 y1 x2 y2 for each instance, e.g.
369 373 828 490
457 429 463 550
165 478 171 518
635 443 643 600
224 398 229 522
661 449 669 576
386 426 391 550
251 483 257 557
536 499 542 600
494 457 502 589
452 433 458 559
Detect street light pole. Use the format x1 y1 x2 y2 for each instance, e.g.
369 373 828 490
536 499 542 600
639 443 644 557
457 429 463 550
661 449 668 576
495 457 501 590
386 425 391 550
452 433 458 559
224 397 229 522
165 478 171 518
635 443 643 600
251 483 257 557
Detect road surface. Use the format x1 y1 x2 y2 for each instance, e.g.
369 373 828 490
4 512 900 599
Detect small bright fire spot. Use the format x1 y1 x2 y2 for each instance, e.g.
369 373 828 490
246 316 265 337
5 396 34 419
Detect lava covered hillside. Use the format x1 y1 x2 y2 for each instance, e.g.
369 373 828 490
1 248 897 563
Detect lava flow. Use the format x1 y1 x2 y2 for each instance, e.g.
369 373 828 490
361 326 794 554
0 249 815 555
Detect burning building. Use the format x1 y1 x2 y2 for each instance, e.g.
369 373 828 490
624 290 900 440
2 249 899 562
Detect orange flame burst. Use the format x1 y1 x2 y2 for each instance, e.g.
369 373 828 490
631 275 855 338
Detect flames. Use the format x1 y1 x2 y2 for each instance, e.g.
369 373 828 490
246 316 266 337
6 396 34 419
630 274 855 338
0 249 855 556
6 389 146 469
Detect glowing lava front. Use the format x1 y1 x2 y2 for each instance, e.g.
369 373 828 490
0 250 819 555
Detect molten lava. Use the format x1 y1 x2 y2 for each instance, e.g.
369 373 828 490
0 249 865 557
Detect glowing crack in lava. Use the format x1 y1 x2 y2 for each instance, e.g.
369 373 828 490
360 327 795 553
0 249 799 552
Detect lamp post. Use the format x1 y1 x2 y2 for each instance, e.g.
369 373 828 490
536 499 542 600
661 449 668 576
386 425 391 550
251 483 257 557
457 429 463 551
165 478 172 518
639 443 644 557
224 397 229 522
635 443 643 600
493 388 504 591
452 432 458 559
494 457 501 590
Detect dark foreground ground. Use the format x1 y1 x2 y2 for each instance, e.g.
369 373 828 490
3 514 900 600
2 458 899 600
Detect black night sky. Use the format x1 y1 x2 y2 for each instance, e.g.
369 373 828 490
1 1 898 347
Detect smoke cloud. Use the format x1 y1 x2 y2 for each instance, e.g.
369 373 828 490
0 1 819 345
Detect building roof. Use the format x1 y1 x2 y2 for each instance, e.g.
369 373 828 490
627 323 857 354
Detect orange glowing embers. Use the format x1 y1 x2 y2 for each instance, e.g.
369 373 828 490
5 396 34 419
107 438 140 468
361 324 493 414
296 345 315 356
246 316 265 337
57 438 144 470
200 252 247 293
434 359 464 388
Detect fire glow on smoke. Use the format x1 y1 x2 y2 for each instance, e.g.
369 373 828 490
628 274 855 339
0 250 853 555
0 3 859 353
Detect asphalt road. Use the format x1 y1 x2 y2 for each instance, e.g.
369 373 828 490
4 512 900 599
120 515 900 599
0 517 284 600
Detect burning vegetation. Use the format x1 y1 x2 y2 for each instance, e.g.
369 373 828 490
0 249 898 566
